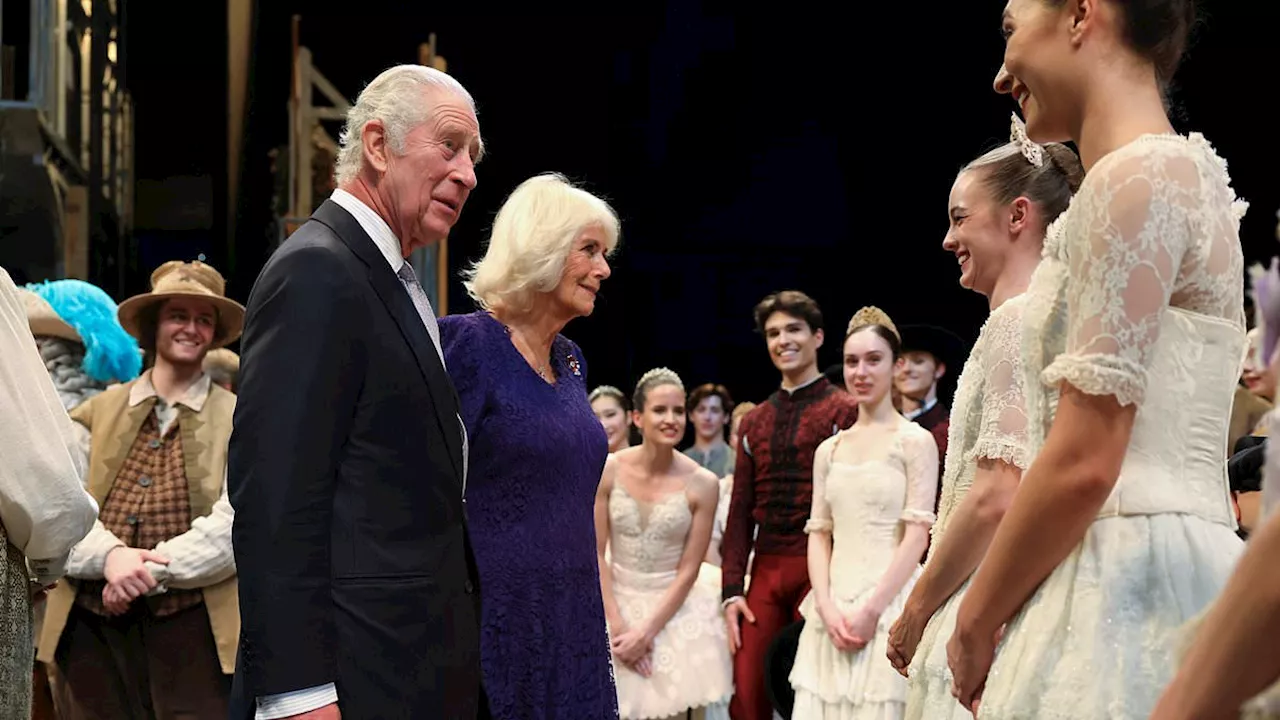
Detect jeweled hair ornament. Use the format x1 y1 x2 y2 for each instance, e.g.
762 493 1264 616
846 306 900 342
636 367 684 392
1010 112 1044 168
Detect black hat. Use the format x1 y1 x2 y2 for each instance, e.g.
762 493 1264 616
898 324 967 372
823 363 845 391
1229 436 1266 494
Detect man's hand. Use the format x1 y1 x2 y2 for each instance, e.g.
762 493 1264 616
103 547 169 609
283 704 340 719
723 598 756 655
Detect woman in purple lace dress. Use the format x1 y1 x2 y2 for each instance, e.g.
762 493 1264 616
439 173 620 719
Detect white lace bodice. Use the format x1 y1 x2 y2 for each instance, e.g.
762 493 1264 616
931 296 1031 546
609 484 692 574
805 420 937 597
1022 133 1247 526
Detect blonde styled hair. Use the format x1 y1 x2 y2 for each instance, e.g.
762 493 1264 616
463 173 620 313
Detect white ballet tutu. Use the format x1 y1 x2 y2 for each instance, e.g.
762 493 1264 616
902 579 973 720
611 563 734 720
789 568 920 720
977 514 1242 719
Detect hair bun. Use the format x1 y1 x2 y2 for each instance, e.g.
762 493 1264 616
1042 143 1085 194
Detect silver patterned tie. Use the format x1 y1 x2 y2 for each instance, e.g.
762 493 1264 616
395 262 468 489
396 262 445 368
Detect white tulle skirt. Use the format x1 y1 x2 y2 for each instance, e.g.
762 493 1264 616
611 562 733 720
789 568 920 720
975 514 1241 719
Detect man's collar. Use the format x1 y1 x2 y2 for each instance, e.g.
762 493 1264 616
780 373 825 396
128 369 213 412
331 188 405 273
904 396 938 420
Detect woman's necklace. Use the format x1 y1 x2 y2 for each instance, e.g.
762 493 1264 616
502 323 553 383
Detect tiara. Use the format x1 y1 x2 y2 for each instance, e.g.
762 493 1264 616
588 385 625 402
636 367 684 392
1010 113 1044 168
847 306 900 342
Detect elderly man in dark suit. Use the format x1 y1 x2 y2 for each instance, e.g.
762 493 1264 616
228 64 485 720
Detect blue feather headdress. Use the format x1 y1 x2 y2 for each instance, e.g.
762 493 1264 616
26 279 142 383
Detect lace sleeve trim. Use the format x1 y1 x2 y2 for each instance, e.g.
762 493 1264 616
968 439 1031 471
900 509 936 527
1042 352 1147 408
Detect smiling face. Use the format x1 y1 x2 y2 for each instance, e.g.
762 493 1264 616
634 383 687 448
763 311 823 377
895 351 943 401
993 0 1081 143
942 169 1015 296
551 225 612 319
154 297 217 369
844 328 901 406
592 395 631 452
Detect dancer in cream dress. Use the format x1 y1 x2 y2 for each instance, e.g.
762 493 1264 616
1152 258 1280 720
596 368 733 720
885 129 1083 720
789 308 938 719
946 1 1247 717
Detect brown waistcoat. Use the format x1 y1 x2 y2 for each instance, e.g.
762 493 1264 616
36 380 240 674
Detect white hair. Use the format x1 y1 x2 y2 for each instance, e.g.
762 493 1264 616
463 173 620 313
334 65 479 186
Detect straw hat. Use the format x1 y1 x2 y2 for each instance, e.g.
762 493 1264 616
117 261 245 348
18 287 80 343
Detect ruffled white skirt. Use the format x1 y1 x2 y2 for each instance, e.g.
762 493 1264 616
789 568 921 720
611 562 733 720
976 514 1241 719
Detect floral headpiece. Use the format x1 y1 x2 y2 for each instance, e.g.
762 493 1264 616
1010 113 1044 168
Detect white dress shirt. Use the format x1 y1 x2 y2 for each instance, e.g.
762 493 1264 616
0 268 99 587
257 190 468 719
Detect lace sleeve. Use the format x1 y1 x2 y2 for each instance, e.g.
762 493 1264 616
900 427 939 526
974 304 1031 470
804 436 836 534
1042 145 1198 407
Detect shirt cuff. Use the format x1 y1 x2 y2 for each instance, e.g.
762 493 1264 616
721 595 745 610
256 683 338 719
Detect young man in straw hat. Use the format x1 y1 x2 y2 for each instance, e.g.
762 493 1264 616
39 260 243 719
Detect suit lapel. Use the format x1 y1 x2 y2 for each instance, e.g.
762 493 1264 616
312 200 464 481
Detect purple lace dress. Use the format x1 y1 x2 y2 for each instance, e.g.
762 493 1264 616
438 312 618 720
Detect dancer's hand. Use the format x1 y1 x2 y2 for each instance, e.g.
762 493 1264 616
816 600 859 652
887 604 928 677
611 627 651 665
845 604 880 650
629 653 654 679
947 618 1002 715
723 598 755 655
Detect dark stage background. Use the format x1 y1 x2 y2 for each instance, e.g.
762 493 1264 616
125 2 1279 406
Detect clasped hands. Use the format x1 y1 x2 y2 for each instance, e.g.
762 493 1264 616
101 545 171 615
816 597 881 653
609 621 656 678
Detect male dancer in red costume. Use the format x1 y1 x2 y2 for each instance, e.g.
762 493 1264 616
721 291 858 720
